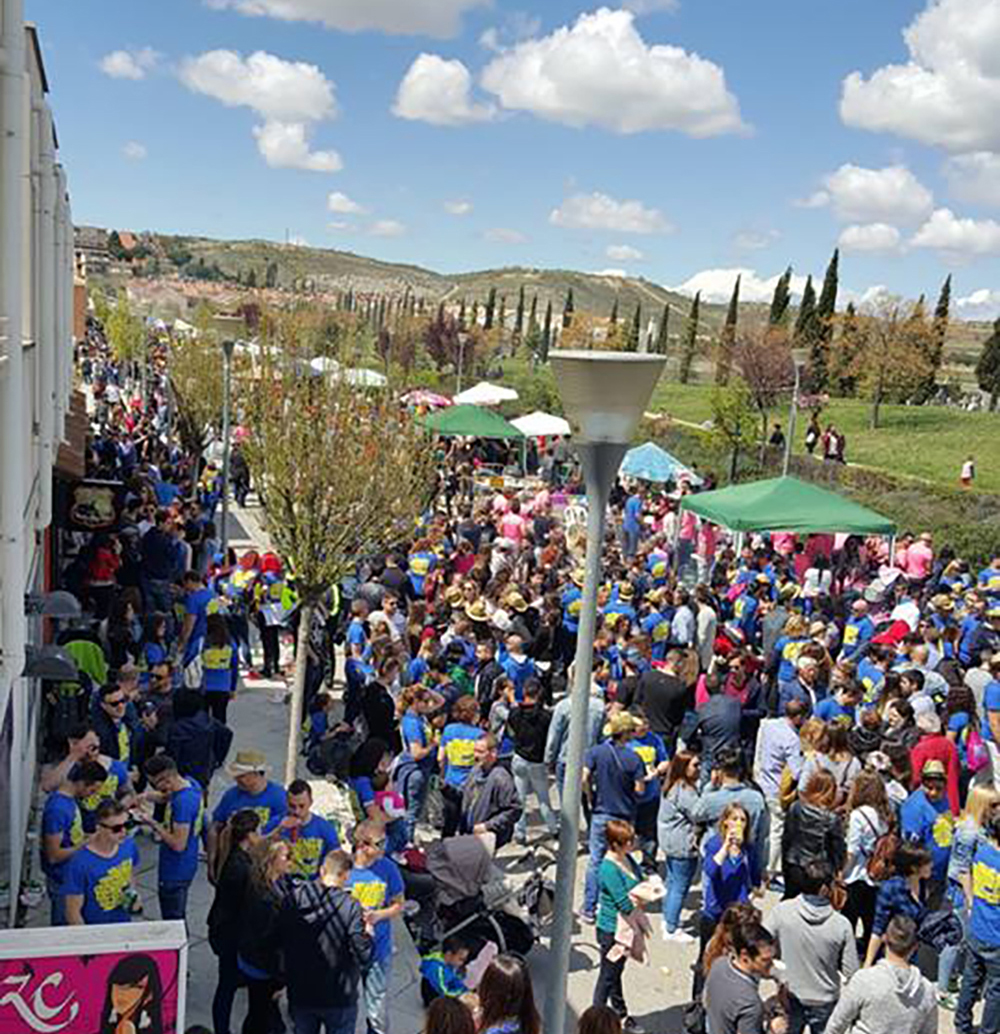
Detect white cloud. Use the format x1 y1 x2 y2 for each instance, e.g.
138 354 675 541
911 207 1000 257
840 0 1000 151
606 243 644 261
327 191 366 214
550 191 672 234
956 288 1000 320
483 228 528 244
479 13 543 52
623 0 680 13
444 199 473 216
100 47 159 80
393 54 495 126
204 0 488 38
179 50 341 172
479 8 746 136
806 164 933 225
369 219 406 237
122 141 148 161
838 223 903 253
671 267 810 305
733 229 779 251
943 152 1000 208
794 191 831 209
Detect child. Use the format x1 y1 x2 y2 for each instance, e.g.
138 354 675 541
420 935 471 1005
305 692 336 754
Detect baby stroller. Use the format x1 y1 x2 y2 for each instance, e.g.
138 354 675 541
420 835 554 962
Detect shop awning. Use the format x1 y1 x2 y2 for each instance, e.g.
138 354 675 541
420 404 525 439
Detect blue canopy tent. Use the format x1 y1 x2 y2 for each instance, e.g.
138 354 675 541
620 442 703 485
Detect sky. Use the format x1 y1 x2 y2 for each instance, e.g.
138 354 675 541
26 0 1000 318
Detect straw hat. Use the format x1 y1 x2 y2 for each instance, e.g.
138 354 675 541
465 599 489 623
921 759 947 781
930 594 954 612
571 569 586 587
603 712 642 738
443 586 463 606
227 750 270 777
618 582 635 602
504 592 529 613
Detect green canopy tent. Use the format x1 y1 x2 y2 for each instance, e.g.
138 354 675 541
419 403 527 473
679 475 896 536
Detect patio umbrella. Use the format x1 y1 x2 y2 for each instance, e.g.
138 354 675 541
511 411 571 437
620 441 703 484
453 381 519 406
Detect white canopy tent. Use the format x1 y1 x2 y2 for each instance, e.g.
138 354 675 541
454 381 519 406
511 411 571 437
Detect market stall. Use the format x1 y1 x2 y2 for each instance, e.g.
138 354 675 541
511 411 571 438
620 441 702 485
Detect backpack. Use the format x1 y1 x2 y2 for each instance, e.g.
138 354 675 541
861 810 899 882
966 723 990 774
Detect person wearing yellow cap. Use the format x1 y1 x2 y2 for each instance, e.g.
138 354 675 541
900 759 954 891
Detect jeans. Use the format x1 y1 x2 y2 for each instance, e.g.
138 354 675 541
361 956 390 1034
512 755 557 839
957 935 1000 1034
143 577 174 629
290 1002 358 1034
662 856 698 932
594 928 627 1016
788 997 836 1034
158 881 191 922
622 526 640 559
583 813 613 917
403 768 428 845
212 946 245 1034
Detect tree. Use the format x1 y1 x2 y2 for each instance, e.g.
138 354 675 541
678 291 701 384
976 317 1000 411
458 298 467 330
497 295 507 339
711 378 758 481
810 249 839 391
794 275 817 344
829 302 864 397
541 301 553 362
563 288 575 330
732 326 795 464
654 304 670 356
247 267 258 289
105 289 145 364
169 317 228 458
484 287 497 331
265 261 279 289
609 297 619 325
915 274 951 402
424 303 461 372
769 267 793 325
243 321 435 783
716 275 740 385
528 294 538 333
627 304 642 351
514 286 525 344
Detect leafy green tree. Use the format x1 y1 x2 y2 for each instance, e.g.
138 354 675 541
106 289 146 364
794 275 819 369
976 317 1000 411
563 288 575 329
829 302 864 397
716 275 740 385
528 294 538 333
711 377 758 480
484 287 497 330
654 303 670 356
769 267 793 325
678 292 701 384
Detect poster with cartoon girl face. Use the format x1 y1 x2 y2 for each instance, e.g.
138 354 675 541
0 948 182 1034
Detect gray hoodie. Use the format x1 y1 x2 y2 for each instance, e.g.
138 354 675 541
765 895 858 1004
825 960 938 1034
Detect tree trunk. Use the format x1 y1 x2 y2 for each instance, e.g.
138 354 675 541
758 409 768 468
284 600 314 785
870 364 885 430
991 392 998 413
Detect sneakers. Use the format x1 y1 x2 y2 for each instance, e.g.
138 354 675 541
20 880 44 908
245 669 265 681
577 910 596 925
663 927 696 944
768 876 785 894
937 992 957 1011
623 1018 646 1034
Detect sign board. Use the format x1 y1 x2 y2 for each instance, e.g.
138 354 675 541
0 922 187 1034
57 479 126 533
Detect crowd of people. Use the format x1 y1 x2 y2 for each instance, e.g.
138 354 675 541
34 319 1000 1034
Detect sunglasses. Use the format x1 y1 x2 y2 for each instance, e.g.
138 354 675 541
102 822 129 833
105 698 126 708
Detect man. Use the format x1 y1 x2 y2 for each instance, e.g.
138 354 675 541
140 509 181 616
704 922 784 1034
347 820 404 1034
622 488 643 559
177 569 216 672
691 675 742 782
64 799 140 925
545 673 605 805
378 554 411 605
209 750 287 872
841 600 875 662
766 861 859 1034
779 656 825 714
955 800 1000 1034
507 680 557 845
92 682 134 770
280 850 373 1034
754 700 807 888
459 735 522 847
734 577 771 650
368 593 405 643
635 649 690 755
909 713 960 815
984 656 1000 793
142 754 204 922
579 712 646 924
693 747 770 891
900 759 953 893
825 917 936 1034
40 759 108 925
814 680 863 726
278 779 341 879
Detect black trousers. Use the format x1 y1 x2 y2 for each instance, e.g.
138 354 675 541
594 928 627 1017
692 913 719 1000
843 880 878 952
207 692 230 726
243 976 284 1034
256 616 281 676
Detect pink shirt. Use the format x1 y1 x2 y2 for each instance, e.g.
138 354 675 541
905 542 934 580
697 523 717 558
500 513 526 543
771 532 796 557
679 511 698 541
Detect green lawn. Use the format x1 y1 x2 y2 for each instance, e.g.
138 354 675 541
646 380 1000 494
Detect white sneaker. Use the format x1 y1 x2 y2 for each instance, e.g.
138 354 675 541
663 928 696 944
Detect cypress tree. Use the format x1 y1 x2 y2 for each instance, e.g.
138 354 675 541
769 266 792 325
976 317 1000 411
716 274 740 385
917 274 951 401
794 275 817 345
563 287 575 330
627 305 642 351
498 295 507 336
541 301 553 362
609 297 619 325
514 286 525 340
654 304 670 355
528 293 538 330
678 292 700 384
484 287 497 330
810 249 839 390
458 298 467 329
831 301 863 397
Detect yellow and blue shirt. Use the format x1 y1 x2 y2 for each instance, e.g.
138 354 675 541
279 813 341 879
64 838 140 924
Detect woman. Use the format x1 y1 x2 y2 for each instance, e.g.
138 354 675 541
439 695 485 837
863 842 933 967
594 820 645 1029
238 840 291 1034
104 590 143 669
782 770 846 900
141 613 171 671
946 685 981 802
201 612 239 725
882 699 921 751
701 901 763 983
349 737 406 852
424 998 476 1034
477 954 541 1034
771 615 811 699
798 722 862 802
842 770 895 949
657 752 701 943
397 684 445 844
207 809 261 1034
578 1006 622 1034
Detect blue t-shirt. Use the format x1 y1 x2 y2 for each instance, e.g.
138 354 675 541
280 813 340 879
983 680 1000 743
183 586 216 663
213 780 288 833
202 640 238 693
347 618 368 651
979 566 1000 598
641 611 672 661
814 697 855 725
628 731 668 804
586 741 645 820
970 835 1000 944
773 636 809 683
733 593 759 643
950 712 971 767
623 495 642 533
900 788 954 882
64 838 140 924
401 711 432 769
440 722 484 787
159 778 204 884
347 856 405 963
562 587 583 633
408 552 436 597
41 792 85 882
78 759 130 834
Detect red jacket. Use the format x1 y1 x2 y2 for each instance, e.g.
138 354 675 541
910 734 960 814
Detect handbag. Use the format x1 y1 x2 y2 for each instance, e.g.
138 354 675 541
918 908 963 951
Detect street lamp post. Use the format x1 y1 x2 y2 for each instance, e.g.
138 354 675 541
544 349 666 1034
782 350 808 477
220 338 236 556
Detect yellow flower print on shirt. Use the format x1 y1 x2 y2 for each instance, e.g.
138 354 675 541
94 857 134 912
